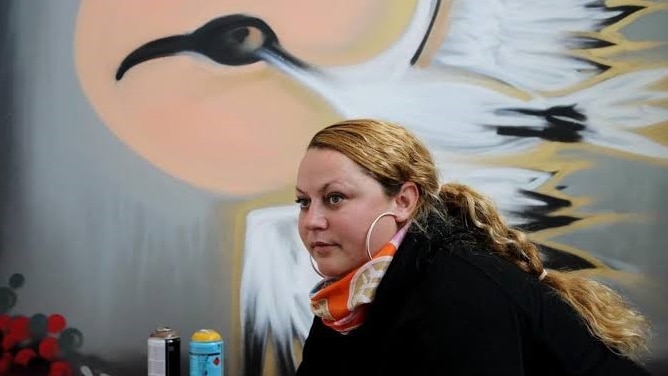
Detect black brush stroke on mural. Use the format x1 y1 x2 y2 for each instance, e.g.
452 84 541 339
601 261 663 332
584 1 645 27
510 190 596 271
410 0 441 65
600 5 645 27
243 300 267 376
538 245 598 271
570 36 615 49
244 299 301 376
492 104 587 143
116 14 309 81
516 189 580 232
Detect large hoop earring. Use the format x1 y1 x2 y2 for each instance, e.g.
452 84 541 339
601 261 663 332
365 212 397 261
309 254 326 278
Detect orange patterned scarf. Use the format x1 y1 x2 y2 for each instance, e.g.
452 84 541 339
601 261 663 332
309 223 410 334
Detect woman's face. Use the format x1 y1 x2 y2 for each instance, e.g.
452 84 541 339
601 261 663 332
73 0 419 196
296 148 399 277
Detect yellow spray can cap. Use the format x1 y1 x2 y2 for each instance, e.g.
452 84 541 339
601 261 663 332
191 329 222 342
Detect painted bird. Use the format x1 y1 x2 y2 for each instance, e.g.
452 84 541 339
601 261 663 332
115 1 668 375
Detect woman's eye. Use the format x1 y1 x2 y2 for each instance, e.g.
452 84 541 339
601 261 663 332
327 194 344 205
295 198 310 208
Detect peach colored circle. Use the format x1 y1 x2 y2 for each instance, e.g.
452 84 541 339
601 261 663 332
73 0 418 196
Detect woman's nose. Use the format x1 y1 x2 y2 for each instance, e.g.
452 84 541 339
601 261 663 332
303 207 327 230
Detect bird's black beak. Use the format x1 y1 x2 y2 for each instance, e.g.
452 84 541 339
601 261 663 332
116 14 309 80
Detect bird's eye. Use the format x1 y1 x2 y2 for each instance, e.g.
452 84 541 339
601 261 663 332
224 26 264 52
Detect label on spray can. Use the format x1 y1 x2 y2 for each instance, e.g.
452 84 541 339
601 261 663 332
148 326 181 376
189 329 224 376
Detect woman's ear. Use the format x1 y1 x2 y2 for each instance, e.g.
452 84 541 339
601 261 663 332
393 182 419 222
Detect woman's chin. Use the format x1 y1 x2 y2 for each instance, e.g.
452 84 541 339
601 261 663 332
319 267 340 279
318 264 355 279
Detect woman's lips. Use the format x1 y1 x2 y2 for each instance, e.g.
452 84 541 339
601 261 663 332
311 242 336 256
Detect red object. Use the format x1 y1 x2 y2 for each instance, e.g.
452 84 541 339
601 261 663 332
49 361 73 376
39 336 60 360
0 315 10 332
8 316 29 341
13 348 36 366
47 314 67 334
0 353 12 375
1 334 18 351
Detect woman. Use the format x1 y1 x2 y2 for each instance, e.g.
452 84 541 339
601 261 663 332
294 118 651 375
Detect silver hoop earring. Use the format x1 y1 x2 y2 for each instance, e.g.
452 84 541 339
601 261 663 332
309 254 326 278
365 211 397 261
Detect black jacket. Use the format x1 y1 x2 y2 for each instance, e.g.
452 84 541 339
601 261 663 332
296 214 651 376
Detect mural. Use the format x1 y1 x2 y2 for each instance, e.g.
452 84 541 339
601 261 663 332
0 274 85 376
1 0 667 375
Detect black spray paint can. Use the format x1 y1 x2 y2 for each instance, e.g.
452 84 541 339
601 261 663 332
148 326 181 376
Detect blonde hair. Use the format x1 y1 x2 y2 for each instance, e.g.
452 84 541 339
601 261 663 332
309 118 650 359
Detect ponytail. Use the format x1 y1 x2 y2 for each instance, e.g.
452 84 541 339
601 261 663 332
438 183 650 358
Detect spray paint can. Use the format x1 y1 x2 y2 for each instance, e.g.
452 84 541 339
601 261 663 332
148 326 181 376
189 329 224 376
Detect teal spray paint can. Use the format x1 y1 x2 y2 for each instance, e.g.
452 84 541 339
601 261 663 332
189 329 224 376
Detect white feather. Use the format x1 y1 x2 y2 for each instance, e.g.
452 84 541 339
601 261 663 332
240 205 320 362
435 0 621 91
